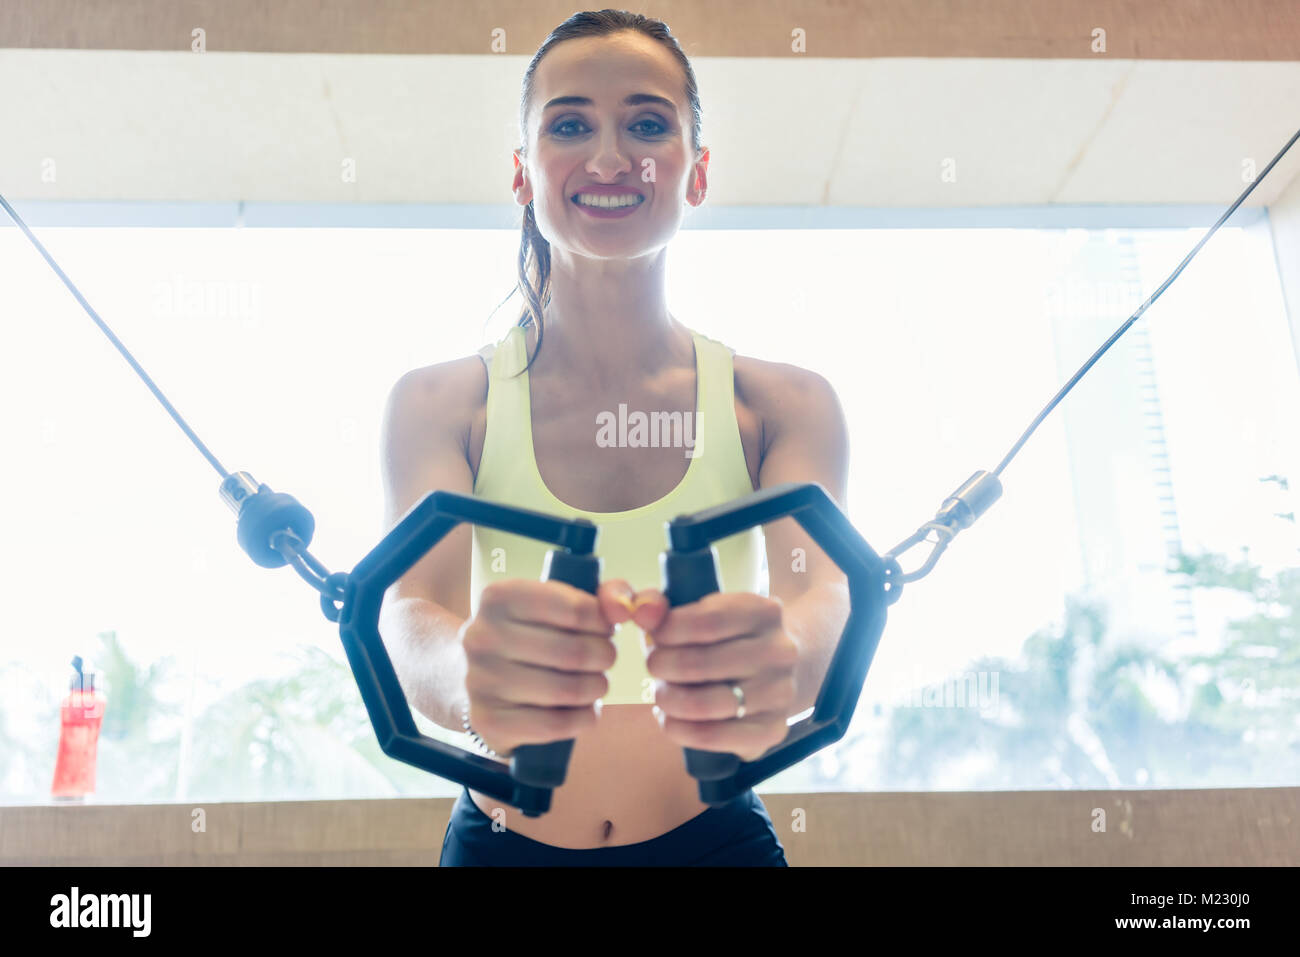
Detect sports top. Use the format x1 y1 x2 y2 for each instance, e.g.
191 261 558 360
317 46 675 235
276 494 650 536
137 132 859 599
469 323 766 705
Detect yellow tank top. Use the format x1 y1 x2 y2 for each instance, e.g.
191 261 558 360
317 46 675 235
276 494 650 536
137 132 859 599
470 323 766 705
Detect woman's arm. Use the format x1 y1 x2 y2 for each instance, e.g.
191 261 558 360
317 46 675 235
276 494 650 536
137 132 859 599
752 362 852 714
375 360 482 732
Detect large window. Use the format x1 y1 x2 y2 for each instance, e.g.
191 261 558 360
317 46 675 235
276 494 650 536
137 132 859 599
2 214 1296 804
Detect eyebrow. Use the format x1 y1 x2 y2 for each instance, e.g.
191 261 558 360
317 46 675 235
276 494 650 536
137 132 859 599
541 93 678 114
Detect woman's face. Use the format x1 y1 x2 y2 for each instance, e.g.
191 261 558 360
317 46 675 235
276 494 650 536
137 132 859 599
514 32 708 262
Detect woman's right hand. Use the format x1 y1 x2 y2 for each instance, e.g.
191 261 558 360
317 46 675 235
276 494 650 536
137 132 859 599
458 577 650 758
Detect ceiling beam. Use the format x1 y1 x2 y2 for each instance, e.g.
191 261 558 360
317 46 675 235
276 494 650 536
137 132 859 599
2 0 1297 60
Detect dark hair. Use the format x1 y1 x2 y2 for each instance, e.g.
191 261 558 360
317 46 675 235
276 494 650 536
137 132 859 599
487 9 704 379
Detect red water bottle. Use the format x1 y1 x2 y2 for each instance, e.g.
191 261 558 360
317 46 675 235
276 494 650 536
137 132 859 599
51 656 106 801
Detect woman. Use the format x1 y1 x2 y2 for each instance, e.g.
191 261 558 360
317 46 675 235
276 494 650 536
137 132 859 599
401 10 851 865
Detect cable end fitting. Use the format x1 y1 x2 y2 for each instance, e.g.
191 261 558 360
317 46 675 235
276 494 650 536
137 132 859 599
219 471 317 568
935 470 1003 532
220 471 261 516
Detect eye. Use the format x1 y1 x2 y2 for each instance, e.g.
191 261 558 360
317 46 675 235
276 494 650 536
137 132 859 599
551 118 586 137
631 116 669 136
549 115 671 138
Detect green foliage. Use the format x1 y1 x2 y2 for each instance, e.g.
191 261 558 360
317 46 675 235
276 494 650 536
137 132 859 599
870 546 1300 789
91 629 182 801
95 629 179 743
1175 549 1300 765
184 643 446 801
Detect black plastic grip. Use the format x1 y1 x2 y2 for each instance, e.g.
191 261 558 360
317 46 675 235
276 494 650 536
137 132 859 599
507 549 603 788
661 545 742 783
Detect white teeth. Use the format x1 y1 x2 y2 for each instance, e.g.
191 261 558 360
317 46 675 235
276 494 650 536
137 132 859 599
576 193 643 208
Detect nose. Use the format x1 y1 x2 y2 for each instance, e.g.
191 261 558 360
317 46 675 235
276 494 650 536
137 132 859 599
586 127 634 180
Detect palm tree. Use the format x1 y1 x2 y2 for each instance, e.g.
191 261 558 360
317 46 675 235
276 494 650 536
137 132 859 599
184 643 460 801
872 546 1299 789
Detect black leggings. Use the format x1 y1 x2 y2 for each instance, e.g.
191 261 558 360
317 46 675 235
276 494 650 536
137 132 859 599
439 786 789 866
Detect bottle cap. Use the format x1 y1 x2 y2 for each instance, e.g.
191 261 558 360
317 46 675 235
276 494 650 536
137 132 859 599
68 656 95 692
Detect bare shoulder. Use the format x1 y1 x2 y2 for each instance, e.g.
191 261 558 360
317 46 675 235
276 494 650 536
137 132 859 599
392 354 490 454
732 352 841 456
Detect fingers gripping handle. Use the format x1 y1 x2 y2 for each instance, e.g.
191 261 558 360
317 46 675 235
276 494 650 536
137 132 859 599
507 549 602 789
660 546 742 784
657 481 890 808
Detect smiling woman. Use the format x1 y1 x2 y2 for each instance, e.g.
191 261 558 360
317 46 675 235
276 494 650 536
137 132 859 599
506 12 707 379
373 8 848 867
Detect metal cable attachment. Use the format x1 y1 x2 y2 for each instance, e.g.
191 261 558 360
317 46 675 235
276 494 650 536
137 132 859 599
881 554 905 606
219 469 345 614
884 521 957 584
268 527 348 619
319 572 349 623
884 470 1003 590
270 528 324 587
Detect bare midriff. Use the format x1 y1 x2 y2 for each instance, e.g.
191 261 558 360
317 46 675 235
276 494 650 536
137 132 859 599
468 704 713 847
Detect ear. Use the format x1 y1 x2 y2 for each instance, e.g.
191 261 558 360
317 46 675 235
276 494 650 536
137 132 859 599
512 150 533 206
685 147 710 208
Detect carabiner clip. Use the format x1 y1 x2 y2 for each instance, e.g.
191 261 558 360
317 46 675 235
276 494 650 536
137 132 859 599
886 521 957 583
882 470 1003 602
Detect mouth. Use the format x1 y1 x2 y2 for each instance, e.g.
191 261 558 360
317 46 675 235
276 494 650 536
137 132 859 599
570 192 646 210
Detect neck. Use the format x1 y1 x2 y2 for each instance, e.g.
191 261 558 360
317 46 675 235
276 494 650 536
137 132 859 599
524 252 692 384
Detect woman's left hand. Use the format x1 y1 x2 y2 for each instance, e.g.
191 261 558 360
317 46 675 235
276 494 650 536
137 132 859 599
618 589 799 763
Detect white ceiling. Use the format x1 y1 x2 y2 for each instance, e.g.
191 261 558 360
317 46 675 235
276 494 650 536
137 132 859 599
1 49 1298 208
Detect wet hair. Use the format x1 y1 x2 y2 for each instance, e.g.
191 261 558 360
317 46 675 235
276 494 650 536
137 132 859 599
485 9 704 379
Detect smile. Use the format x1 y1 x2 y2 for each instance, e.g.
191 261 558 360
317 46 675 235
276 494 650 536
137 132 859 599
572 193 645 209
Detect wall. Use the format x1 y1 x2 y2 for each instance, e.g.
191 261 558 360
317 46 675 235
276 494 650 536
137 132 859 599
3 788 1297 865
